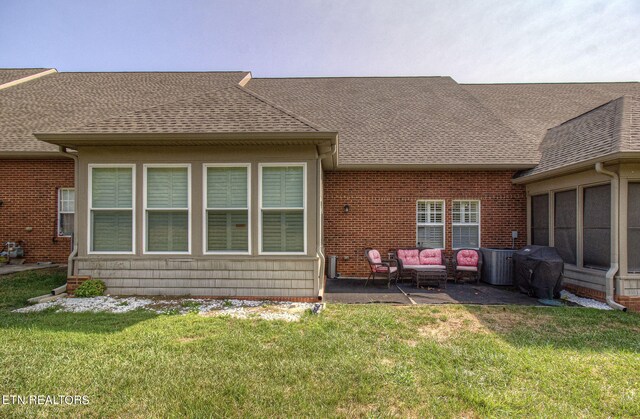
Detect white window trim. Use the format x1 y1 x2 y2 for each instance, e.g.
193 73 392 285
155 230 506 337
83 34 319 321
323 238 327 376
203 163 252 255
88 164 136 255
58 188 75 237
143 164 192 255
258 162 307 255
452 200 481 250
416 200 445 249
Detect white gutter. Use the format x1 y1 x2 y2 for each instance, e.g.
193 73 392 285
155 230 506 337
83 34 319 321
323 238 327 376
594 162 627 311
0 68 57 90
316 144 337 300
59 146 79 279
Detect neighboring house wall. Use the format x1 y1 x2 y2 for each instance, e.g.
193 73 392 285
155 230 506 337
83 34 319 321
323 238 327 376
525 164 640 311
0 159 74 263
73 145 322 299
323 170 527 277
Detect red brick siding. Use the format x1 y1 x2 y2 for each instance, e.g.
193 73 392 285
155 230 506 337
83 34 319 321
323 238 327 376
563 283 640 312
323 171 527 277
0 159 74 263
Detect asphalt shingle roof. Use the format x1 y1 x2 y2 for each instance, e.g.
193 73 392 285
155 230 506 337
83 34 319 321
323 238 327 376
463 82 640 162
0 71 249 152
0 68 50 85
245 77 535 167
53 85 326 135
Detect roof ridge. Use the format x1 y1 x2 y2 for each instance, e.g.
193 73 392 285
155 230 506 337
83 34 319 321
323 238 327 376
551 96 626 129
236 85 327 132
462 81 640 86
252 75 452 80
55 71 248 74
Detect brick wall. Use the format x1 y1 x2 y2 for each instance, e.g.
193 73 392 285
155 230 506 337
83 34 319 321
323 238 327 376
323 170 527 277
0 159 74 263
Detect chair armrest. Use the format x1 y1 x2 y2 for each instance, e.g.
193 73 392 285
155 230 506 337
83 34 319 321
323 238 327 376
381 259 397 266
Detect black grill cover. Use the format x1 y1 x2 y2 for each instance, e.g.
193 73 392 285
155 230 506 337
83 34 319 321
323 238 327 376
513 245 564 299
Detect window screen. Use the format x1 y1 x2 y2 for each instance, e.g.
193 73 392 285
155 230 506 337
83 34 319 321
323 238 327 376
416 201 444 248
261 166 305 253
554 190 577 264
583 184 611 269
531 194 549 246
628 183 640 273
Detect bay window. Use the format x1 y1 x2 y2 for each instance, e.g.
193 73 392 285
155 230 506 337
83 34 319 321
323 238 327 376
205 164 250 253
144 165 190 253
89 165 134 253
260 164 306 254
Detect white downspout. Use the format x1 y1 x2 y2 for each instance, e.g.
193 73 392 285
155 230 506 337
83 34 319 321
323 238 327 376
594 162 627 311
316 144 337 300
59 146 79 279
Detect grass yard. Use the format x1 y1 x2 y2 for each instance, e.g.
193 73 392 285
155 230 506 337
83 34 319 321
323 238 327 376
0 269 639 418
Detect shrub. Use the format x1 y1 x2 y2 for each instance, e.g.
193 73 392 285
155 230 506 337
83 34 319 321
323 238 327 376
74 279 107 298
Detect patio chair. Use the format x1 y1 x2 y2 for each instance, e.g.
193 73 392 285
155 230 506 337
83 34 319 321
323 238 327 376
364 248 398 288
452 248 483 284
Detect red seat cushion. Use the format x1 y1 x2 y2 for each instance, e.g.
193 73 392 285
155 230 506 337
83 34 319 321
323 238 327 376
374 266 398 273
419 248 442 265
457 249 479 267
397 249 419 265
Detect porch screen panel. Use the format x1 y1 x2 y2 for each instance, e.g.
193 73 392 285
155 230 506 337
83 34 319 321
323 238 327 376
531 194 549 246
206 167 249 252
628 183 640 272
554 190 577 264
261 166 304 253
146 167 189 252
90 167 133 252
583 184 611 269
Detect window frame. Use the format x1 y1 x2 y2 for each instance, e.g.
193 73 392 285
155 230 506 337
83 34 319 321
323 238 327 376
142 163 192 255
451 200 481 250
57 187 75 237
415 200 445 249
87 164 136 255
552 188 578 266
203 163 252 255
582 182 612 270
258 162 307 255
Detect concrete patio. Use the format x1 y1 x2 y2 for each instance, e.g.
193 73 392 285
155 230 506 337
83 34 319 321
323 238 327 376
323 277 540 306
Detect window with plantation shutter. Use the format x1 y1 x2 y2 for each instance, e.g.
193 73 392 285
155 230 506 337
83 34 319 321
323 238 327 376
260 164 305 253
452 200 480 249
58 188 75 237
205 165 250 253
416 200 444 248
89 166 134 253
144 165 190 253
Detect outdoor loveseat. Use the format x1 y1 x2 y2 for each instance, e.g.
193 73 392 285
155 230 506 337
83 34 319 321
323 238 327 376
394 247 448 288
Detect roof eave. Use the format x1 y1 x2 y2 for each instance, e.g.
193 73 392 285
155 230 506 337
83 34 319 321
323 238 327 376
512 151 640 184
333 163 538 171
34 131 338 149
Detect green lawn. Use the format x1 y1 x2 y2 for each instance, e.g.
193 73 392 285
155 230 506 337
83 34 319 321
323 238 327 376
0 269 639 418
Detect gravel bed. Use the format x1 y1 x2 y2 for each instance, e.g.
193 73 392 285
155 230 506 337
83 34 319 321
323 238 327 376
13 296 322 321
560 290 613 310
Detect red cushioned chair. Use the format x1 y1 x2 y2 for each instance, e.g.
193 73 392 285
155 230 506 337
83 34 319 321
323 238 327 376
452 249 483 284
364 248 398 288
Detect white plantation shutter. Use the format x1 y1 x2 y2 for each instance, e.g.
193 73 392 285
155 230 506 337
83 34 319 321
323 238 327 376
261 165 305 253
207 167 248 208
92 168 132 209
452 200 480 249
416 201 444 248
262 212 304 252
207 211 248 251
90 167 134 252
147 211 189 252
91 210 133 252
262 166 304 208
147 168 188 208
145 166 190 253
206 166 249 252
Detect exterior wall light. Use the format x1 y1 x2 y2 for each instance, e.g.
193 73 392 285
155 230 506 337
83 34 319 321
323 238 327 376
343 204 350 213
